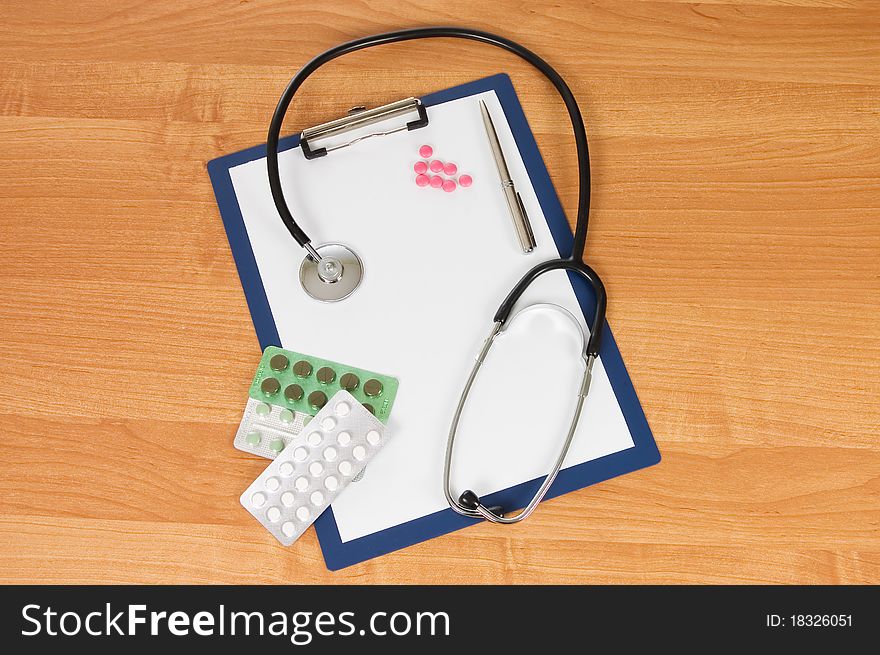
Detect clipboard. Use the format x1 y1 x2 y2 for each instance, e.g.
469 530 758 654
208 74 660 570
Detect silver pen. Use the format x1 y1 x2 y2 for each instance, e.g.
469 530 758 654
480 99 537 253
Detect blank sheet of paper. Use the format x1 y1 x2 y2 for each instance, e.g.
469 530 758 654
227 89 636 542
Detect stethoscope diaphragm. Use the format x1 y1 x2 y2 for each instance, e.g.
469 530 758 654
298 243 364 302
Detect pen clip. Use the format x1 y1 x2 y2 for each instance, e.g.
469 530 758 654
516 192 536 252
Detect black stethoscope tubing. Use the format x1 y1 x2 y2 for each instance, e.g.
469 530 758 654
266 26 606 357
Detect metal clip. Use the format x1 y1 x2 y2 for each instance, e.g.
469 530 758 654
300 97 429 160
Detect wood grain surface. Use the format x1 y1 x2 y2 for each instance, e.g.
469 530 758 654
0 0 878 584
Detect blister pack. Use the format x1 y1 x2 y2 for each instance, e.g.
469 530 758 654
234 398 314 459
234 346 399 459
240 390 392 546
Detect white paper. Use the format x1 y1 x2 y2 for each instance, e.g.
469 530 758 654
229 90 635 542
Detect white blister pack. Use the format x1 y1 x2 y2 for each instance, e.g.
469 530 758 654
240 390 392 546
234 397 313 459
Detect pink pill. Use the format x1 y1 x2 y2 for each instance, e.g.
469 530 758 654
459 174 473 187
429 159 444 173
419 145 433 158
415 174 430 187
414 161 428 174
442 179 457 193
443 162 458 176
429 175 443 188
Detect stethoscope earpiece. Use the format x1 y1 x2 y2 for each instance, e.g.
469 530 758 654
443 298 597 524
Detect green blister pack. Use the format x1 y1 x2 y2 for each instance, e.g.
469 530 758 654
249 346 399 424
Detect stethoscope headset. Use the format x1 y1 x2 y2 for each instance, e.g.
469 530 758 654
266 27 606 525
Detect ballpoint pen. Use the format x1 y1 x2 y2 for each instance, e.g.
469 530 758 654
480 99 537 253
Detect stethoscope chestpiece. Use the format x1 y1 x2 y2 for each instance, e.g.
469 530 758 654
298 242 364 302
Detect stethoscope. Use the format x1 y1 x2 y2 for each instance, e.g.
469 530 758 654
266 27 606 525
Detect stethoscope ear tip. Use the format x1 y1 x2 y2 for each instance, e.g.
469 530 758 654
458 489 480 511
458 490 505 520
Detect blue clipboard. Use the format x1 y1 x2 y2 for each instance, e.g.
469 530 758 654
208 74 660 570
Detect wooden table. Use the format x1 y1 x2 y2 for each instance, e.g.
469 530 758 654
1 0 877 584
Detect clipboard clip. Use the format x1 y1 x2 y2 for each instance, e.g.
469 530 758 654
300 97 429 160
